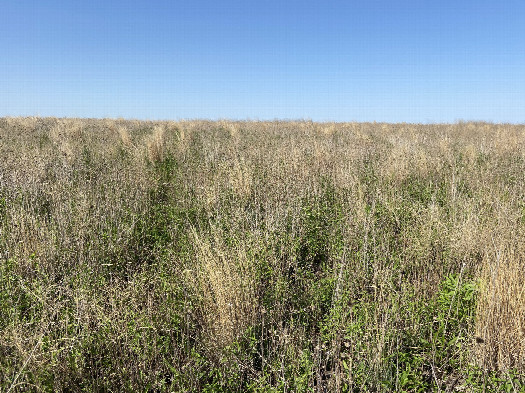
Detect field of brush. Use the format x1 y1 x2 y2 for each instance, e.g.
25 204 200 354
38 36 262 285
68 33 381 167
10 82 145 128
0 117 524 392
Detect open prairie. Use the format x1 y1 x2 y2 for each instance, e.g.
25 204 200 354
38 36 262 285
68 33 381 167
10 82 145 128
1 118 524 391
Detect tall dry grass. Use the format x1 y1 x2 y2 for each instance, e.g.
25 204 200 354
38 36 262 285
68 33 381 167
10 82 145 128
0 117 524 391
476 245 525 372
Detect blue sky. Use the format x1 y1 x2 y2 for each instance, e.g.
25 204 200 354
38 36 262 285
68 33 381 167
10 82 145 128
1 0 524 122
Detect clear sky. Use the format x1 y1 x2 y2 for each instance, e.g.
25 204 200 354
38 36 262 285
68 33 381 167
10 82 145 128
1 0 524 123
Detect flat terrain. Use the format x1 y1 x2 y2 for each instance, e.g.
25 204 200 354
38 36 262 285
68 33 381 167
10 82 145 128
0 118 524 392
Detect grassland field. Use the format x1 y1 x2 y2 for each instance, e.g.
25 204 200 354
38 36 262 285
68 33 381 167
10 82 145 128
0 117 524 392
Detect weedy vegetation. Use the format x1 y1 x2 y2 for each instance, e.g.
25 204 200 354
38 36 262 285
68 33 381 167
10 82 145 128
0 117 524 392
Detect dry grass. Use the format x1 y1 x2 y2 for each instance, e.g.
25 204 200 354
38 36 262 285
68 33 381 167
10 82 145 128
476 245 525 371
1 117 524 391
191 226 258 349
146 124 166 163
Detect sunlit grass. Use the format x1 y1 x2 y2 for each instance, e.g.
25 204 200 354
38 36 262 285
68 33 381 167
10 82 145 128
0 117 524 392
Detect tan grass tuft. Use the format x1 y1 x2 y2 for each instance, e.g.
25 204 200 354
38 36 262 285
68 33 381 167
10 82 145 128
117 126 133 148
229 157 253 200
49 123 75 162
475 246 525 372
146 125 166 162
319 123 336 136
227 122 240 139
191 228 257 349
